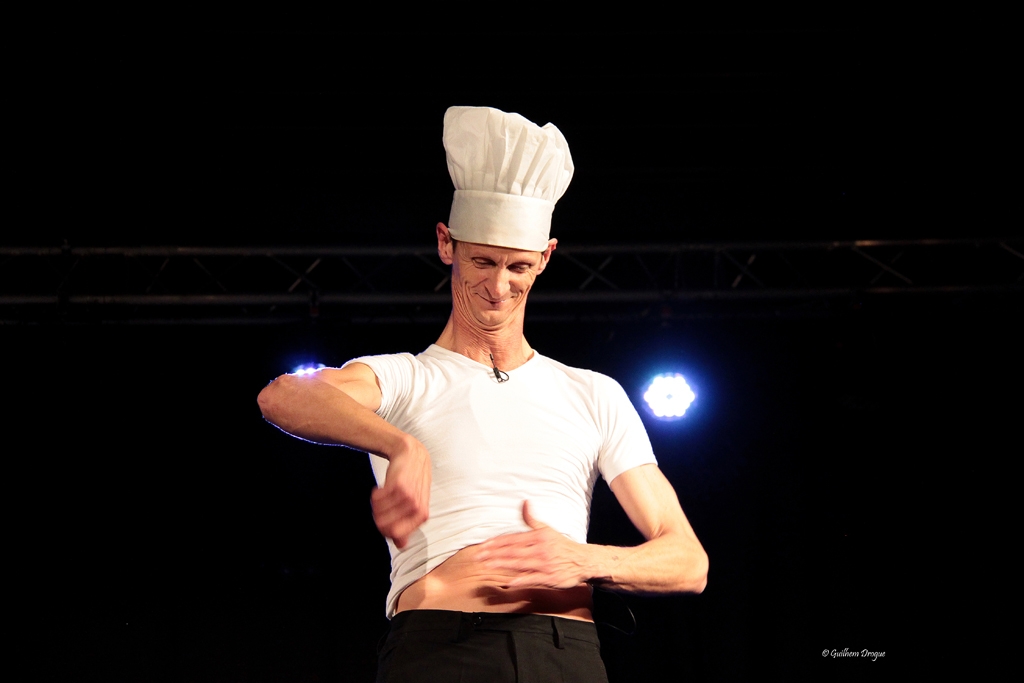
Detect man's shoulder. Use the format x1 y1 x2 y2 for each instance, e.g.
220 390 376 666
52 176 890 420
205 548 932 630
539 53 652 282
534 353 626 394
345 345 482 381
346 345 444 365
343 350 419 370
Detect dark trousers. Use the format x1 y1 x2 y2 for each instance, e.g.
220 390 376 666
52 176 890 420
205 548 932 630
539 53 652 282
376 610 609 683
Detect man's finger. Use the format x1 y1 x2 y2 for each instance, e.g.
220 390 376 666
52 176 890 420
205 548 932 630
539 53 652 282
372 497 419 531
372 484 426 519
371 486 427 547
521 500 546 530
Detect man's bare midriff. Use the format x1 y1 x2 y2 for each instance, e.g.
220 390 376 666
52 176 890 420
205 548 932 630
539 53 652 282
395 543 595 621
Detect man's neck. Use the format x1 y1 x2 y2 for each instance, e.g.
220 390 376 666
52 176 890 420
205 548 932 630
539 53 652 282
434 314 534 371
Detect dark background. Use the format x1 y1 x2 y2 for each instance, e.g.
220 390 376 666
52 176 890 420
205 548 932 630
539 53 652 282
11 20 1018 681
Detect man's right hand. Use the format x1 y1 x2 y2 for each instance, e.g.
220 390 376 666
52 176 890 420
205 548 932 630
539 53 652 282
258 362 431 547
371 435 432 548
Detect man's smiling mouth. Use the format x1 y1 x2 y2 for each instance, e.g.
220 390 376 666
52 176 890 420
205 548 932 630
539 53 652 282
478 294 513 304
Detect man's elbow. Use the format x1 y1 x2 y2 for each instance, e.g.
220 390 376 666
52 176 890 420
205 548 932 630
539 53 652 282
685 548 708 594
257 374 291 422
691 553 708 594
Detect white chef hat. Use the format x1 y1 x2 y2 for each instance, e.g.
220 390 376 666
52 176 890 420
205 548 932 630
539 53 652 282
443 106 574 252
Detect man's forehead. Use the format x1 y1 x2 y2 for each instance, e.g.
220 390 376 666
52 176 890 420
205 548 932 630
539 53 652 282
458 241 544 262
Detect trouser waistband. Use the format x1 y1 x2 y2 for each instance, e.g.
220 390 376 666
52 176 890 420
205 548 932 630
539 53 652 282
389 609 599 648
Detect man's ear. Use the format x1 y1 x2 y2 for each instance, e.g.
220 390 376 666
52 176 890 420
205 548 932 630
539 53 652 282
436 222 454 265
536 238 558 274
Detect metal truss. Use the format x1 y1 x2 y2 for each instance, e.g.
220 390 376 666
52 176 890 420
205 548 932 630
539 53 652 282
2 239 1021 324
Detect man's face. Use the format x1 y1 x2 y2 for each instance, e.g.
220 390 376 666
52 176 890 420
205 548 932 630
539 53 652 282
437 224 556 330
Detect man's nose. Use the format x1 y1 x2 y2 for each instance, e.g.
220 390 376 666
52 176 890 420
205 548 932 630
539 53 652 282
486 269 511 299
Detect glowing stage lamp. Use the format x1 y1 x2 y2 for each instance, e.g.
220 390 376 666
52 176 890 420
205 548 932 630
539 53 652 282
643 373 696 419
290 363 326 377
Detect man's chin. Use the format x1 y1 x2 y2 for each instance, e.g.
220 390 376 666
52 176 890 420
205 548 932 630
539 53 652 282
473 310 514 327
471 304 524 327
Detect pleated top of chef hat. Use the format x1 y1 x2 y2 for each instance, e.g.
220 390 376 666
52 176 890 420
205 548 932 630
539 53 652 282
443 106 574 252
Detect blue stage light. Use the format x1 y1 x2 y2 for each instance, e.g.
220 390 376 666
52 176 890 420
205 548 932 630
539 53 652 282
643 373 696 419
290 363 326 377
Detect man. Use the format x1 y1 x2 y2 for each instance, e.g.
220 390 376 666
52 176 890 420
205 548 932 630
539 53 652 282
258 106 707 682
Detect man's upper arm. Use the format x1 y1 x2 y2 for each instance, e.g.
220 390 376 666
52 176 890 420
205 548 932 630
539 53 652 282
312 362 383 413
608 464 697 542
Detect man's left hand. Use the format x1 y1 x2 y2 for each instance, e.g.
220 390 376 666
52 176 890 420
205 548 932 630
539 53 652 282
477 501 594 589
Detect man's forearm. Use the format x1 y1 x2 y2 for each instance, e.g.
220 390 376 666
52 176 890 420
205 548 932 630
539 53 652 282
257 373 412 459
480 498 707 595
584 533 708 594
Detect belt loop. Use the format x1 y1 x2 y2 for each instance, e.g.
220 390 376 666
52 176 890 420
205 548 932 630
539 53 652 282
455 612 483 643
454 613 471 643
552 617 565 649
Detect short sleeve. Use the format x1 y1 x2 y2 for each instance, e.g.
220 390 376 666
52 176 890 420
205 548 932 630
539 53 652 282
342 353 417 422
594 375 658 483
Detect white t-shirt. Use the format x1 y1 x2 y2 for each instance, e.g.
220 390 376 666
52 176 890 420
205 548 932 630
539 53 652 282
346 344 657 617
